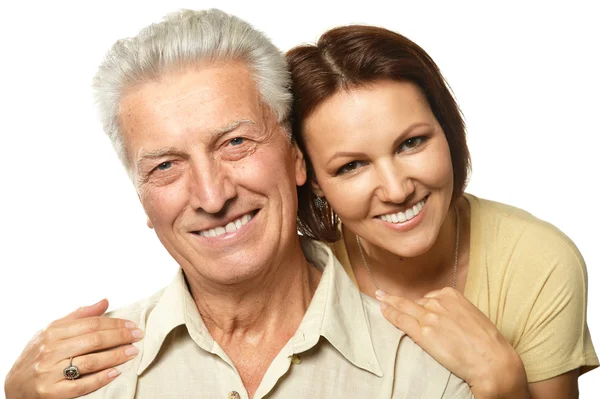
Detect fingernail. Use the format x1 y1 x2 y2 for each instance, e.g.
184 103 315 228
132 329 144 339
107 369 121 379
125 321 137 329
125 346 139 356
380 302 388 310
90 299 106 307
375 290 387 299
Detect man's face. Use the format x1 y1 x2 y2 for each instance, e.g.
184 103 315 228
119 63 306 285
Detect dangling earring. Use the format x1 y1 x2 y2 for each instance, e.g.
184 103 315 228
314 196 327 210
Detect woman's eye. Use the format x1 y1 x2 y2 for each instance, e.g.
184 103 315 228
229 137 245 146
399 136 424 152
337 161 365 175
156 161 172 171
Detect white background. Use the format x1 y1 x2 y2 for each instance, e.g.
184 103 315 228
1 0 598 397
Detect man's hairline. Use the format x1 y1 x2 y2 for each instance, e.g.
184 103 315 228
114 60 292 181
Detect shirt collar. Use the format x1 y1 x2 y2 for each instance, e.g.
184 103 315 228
294 237 383 377
136 237 384 377
137 269 212 375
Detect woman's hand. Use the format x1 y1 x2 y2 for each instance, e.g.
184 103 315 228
4 299 143 399
377 288 530 399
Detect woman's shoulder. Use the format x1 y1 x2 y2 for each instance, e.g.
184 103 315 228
464 194 597 381
467 193 558 232
466 193 583 267
465 193 587 298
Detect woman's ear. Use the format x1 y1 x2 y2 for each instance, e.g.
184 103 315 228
311 180 324 197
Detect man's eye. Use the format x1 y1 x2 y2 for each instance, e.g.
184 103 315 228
157 161 172 171
336 161 365 175
399 137 425 152
230 137 245 146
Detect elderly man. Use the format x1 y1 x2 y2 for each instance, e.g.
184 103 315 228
5 9 472 399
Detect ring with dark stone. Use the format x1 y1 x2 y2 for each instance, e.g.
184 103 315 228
63 358 80 380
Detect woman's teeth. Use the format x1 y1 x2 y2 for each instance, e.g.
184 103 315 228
379 198 426 223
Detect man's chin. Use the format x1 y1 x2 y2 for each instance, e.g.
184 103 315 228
194 258 273 287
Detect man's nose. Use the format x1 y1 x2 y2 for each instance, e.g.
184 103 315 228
189 160 237 214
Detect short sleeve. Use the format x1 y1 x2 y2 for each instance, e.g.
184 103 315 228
508 224 598 381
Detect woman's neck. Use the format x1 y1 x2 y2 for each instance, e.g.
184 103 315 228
345 197 470 300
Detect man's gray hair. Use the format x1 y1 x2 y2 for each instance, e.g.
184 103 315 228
93 9 292 172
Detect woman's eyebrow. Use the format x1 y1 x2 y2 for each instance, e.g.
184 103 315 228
326 122 432 167
327 151 368 167
391 122 432 148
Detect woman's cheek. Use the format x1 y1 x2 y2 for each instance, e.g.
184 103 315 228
413 144 453 189
326 176 373 221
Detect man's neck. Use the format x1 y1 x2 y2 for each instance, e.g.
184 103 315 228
184 237 322 398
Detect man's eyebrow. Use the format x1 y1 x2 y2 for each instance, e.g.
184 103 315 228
136 147 186 169
209 119 256 145
213 119 255 136
134 119 256 169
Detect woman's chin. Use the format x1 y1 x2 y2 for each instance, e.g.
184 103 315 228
376 232 437 259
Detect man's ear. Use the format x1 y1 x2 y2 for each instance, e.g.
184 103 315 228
293 142 307 187
293 142 324 197
137 191 154 229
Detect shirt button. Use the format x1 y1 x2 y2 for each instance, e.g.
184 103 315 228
228 392 241 399
291 354 302 364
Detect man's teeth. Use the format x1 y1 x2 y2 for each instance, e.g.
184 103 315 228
379 199 426 223
200 214 253 237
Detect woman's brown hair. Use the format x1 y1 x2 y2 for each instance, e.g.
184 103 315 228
287 25 471 242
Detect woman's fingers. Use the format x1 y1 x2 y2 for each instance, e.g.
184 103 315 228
380 302 423 340
54 368 122 399
53 327 144 361
4 300 139 399
376 292 431 340
57 344 139 380
415 297 447 313
57 299 110 323
424 287 463 305
376 287 520 388
424 287 488 326
377 291 427 319
46 316 136 341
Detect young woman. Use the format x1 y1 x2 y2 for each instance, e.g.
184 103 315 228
286 25 598 398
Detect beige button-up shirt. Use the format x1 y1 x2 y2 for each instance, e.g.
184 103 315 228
84 238 472 398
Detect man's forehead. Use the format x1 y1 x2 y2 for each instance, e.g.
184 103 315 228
123 63 260 112
119 63 267 143
153 86 215 109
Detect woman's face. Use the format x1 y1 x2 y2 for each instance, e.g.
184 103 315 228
303 80 454 257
